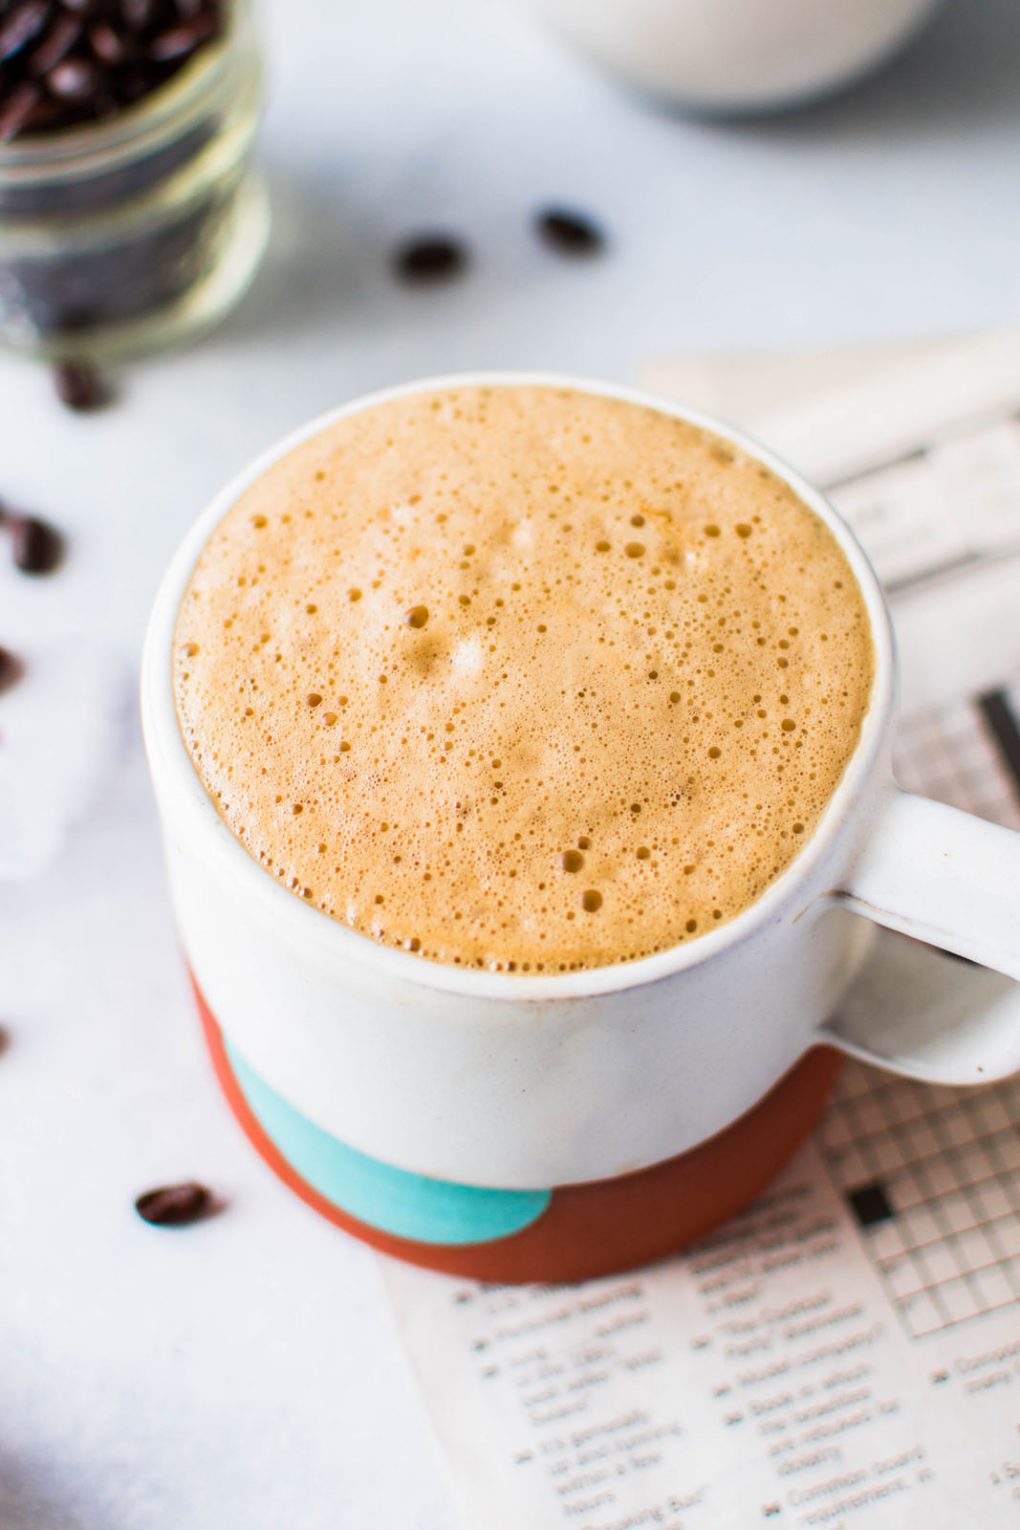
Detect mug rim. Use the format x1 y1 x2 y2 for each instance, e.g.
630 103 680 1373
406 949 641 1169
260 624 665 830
141 370 896 1002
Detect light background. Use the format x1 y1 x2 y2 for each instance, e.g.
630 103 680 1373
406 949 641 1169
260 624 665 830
2 1 1020 1525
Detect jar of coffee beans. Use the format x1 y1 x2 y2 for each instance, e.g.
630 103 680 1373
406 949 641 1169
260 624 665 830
0 0 266 360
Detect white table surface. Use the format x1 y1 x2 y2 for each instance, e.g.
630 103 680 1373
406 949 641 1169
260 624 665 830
2 1 1019 1525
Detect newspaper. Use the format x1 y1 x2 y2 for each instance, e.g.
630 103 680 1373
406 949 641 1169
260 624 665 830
381 332 1020 1530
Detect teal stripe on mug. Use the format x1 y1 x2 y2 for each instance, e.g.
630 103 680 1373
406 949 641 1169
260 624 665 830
225 1040 552 1246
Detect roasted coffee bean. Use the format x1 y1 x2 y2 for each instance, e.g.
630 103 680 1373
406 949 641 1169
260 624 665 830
0 1 51 65
135 1181 212 1226
149 14 217 62
27 13 83 76
87 21 131 66
535 207 606 257
393 235 469 285
0 645 23 695
47 54 105 101
53 359 111 411
56 304 102 333
8 515 64 575
0 0 224 141
0 79 44 140
116 64 160 101
119 0 159 29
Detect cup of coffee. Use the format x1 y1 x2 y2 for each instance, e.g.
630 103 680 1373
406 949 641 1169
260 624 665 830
142 376 1020 1282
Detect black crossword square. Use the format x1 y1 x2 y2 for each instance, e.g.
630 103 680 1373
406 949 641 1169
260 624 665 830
848 1181 895 1228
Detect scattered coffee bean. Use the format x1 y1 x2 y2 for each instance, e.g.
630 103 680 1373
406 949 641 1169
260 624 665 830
135 1180 212 1226
0 645 23 694
8 515 64 575
53 359 112 412
535 207 606 258
393 235 469 286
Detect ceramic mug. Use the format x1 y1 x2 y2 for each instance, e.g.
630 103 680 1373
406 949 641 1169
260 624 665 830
142 374 1020 1282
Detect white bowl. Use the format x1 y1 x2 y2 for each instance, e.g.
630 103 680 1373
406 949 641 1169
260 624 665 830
510 0 945 112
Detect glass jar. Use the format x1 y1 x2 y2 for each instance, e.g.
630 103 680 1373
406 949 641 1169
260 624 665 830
0 0 267 361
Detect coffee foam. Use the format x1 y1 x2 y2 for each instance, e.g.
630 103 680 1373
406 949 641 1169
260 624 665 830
174 385 873 972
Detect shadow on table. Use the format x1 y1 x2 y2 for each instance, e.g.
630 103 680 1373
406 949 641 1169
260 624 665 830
707 0 1020 141
0 1447 91 1530
216 169 398 354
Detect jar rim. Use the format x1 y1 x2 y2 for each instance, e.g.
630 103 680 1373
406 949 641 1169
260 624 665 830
0 0 250 185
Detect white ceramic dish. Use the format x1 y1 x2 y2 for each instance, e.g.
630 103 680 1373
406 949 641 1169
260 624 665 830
508 0 946 112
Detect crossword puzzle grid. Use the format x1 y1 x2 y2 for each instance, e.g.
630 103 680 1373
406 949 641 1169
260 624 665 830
893 690 1020 834
816 681 1020 1340
819 1066 1020 1338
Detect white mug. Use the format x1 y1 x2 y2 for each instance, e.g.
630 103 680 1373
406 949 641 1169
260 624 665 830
142 374 1020 1280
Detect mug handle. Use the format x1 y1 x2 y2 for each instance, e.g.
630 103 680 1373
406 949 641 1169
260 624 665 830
816 787 1020 1085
